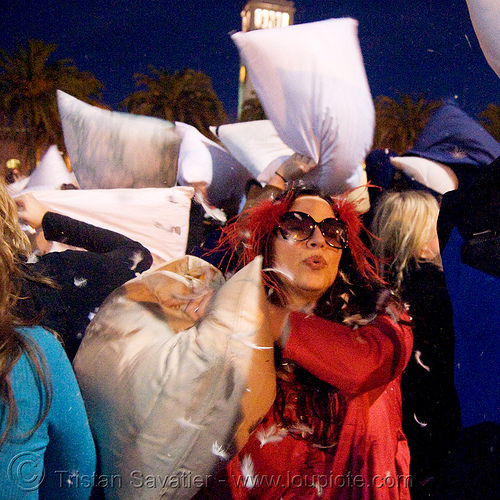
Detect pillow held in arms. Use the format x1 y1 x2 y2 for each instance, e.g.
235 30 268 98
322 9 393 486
57 90 181 189
73 255 276 500
231 18 375 194
23 186 193 264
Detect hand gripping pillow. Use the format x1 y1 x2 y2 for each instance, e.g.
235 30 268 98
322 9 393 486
232 18 375 194
74 255 276 500
57 90 181 189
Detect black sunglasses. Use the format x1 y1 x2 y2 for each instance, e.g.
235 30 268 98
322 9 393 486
278 211 348 249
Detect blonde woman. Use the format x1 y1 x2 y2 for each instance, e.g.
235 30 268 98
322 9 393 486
371 190 461 499
0 179 96 498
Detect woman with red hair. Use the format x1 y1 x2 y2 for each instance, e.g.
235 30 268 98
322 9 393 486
198 185 413 500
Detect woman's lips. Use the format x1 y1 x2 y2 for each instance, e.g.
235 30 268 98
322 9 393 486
302 255 327 270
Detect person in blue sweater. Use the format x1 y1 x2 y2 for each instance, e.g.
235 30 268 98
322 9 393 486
0 179 96 498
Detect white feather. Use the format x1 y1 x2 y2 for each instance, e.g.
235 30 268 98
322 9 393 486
74 277 87 288
288 422 314 437
211 441 229 460
241 454 257 489
256 424 287 447
414 413 428 427
176 417 204 430
129 251 144 271
414 350 430 372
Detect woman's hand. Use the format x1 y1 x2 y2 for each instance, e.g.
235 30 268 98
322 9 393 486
276 153 317 181
16 193 49 229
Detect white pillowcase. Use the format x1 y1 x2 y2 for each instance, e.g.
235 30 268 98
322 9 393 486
74 256 275 500
212 120 295 180
57 90 181 189
232 18 375 194
22 145 78 192
466 0 500 79
23 186 194 264
390 156 459 194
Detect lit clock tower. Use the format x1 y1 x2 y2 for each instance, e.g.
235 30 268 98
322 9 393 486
237 1 295 118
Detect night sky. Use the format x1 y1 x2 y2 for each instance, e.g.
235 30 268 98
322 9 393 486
3 0 500 120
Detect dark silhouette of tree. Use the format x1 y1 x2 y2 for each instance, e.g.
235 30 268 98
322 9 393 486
478 103 500 142
120 67 227 140
373 93 443 155
0 39 103 172
239 97 266 122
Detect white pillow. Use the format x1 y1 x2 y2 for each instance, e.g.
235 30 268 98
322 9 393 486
22 186 193 264
390 156 459 194
22 145 78 192
466 0 500 79
57 90 181 189
74 256 275 500
175 122 251 210
212 120 295 179
231 18 375 194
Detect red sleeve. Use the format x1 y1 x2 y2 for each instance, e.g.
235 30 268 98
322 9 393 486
282 311 413 396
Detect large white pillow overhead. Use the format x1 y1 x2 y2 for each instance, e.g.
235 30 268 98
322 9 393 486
74 256 276 500
466 0 500 79
21 186 193 264
57 90 181 189
390 156 459 195
212 120 295 179
232 18 375 194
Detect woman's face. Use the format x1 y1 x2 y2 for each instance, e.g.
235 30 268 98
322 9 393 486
272 195 343 308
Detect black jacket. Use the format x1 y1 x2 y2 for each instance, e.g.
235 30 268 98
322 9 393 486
16 212 153 360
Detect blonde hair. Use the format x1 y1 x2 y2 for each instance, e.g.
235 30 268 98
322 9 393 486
371 190 441 291
0 178 51 446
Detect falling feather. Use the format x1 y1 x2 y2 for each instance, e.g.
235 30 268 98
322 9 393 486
414 413 428 427
414 350 430 372
241 454 257 489
256 425 288 447
27 253 39 264
262 266 294 282
74 277 87 288
129 251 144 271
288 422 314 438
176 417 204 430
153 221 182 235
312 478 323 497
211 441 229 460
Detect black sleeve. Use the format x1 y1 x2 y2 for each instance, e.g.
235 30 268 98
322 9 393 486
42 212 152 266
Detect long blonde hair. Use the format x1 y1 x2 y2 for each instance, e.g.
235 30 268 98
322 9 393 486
0 179 51 446
371 190 441 291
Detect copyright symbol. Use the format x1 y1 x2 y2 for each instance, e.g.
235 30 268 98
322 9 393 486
8 451 45 491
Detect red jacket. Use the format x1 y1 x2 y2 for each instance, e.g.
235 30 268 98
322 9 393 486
226 309 413 500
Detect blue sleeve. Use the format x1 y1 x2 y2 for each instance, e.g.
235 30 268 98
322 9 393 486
29 327 97 499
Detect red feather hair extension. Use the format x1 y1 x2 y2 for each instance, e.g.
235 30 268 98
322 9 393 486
218 190 294 269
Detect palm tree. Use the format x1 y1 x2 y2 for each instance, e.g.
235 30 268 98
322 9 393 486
477 103 500 142
373 93 443 155
239 97 266 122
0 39 103 172
120 67 227 140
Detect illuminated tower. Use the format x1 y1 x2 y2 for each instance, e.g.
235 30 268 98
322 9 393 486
237 0 295 118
